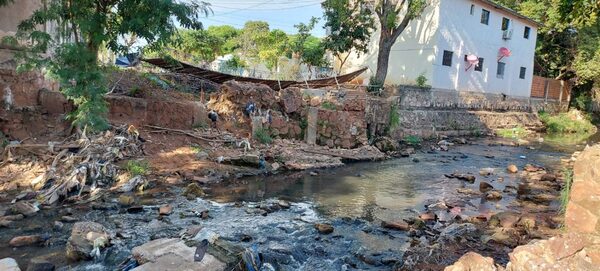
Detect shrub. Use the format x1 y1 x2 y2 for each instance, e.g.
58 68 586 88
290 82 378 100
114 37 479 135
539 110 597 134
125 160 150 176
387 104 400 134
254 128 273 144
367 76 383 93
415 73 428 87
403 135 422 145
560 169 573 214
321 101 337 110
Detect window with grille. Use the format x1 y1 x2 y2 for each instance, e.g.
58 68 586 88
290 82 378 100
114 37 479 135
442 50 453 66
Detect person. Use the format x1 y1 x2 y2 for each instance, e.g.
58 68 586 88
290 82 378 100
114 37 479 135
208 110 218 129
244 97 256 118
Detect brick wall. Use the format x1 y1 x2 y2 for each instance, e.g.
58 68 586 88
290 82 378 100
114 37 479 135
531 76 570 101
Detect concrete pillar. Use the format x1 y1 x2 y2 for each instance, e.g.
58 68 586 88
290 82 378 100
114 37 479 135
305 107 318 145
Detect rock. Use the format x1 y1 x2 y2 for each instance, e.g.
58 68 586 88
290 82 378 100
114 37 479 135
456 188 481 195
314 223 334 234
118 195 135 206
412 158 420 163
200 210 209 219
517 215 536 229
25 258 55 271
54 221 64 230
277 200 290 209
381 221 410 231
12 202 39 216
131 238 225 271
183 183 205 200
66 222 110 261
483 228 518 247
9 235 43 247
507 164 518 173
127 206 144 213
489 212 520 228
485 190 502 201
159 205 172 216
540 173 556 182
445 173 476 183
444 252 496 271
60 216 78 222
0 258 20 271
373 137 399 152
419 212 435 221
279 87 302 113
439 223 478 242
427 201 448 211
309 171 318 176
479 168 494 176
524 164 542 172
479 181 494 193
271 162 280 171
526 193 555 204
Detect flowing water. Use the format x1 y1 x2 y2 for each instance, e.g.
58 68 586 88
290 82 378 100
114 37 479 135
0 133 598 270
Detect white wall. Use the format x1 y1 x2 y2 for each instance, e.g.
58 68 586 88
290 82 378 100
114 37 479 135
342 0 441 85
433 0 538 97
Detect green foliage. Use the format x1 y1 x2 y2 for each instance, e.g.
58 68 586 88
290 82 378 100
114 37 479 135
125 160 150 176
0 132 8 148
190 144 203 153
290 17 327 70
223 55 247 70
560 169 573 214
321 101 337 110
403 135 422 145
496 126 529 138
415 73 428 87
6 0 211 131
388 104 400 132
299 117 308 138
367 76 383 93
254 128 273 144
322 0 375 72
538 110 597 134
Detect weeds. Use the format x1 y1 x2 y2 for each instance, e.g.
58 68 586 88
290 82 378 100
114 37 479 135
403 135 422 145
560 168 573 215
496 126 529 138
386 104 400 134
125 160 150 176
254 128 273 144
539 110 596 134
367 76 383 93
190 144 203 153
415 73 429 87
321 101 337 110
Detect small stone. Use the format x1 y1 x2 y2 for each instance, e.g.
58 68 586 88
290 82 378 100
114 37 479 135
444 252 495 271
0 258 20 271
159 205 172 216
271 162 280 171
61 216 78 222
479 168 494 176
540 173 556 182
381 221 410 231
277 200 290 209
314 223 334 234
54 221 64 230
309 171 318 176
9 235 43 247
479 181 494 193
183 183 205 200
127 206 144 213
517 215 536 229
485 190 503 201
118 195 135 206
25 258 54 271
457 188 481 195
412 158 420 163
12 202 39 217
419 212 435 221
489 211 519 228
200 210 209 219
507 164 518 173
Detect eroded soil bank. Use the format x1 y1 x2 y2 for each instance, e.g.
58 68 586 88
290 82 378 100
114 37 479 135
0 133 595 271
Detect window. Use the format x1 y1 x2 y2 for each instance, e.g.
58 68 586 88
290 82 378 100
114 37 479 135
442 50 453 66
519 67 526 79
497 62 506 78
502 17 510 30
481 9 490 25
524 26 531 39
475 58 484 72
470 4 475 15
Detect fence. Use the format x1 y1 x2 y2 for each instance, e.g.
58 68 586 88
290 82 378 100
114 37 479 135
531 75 570 102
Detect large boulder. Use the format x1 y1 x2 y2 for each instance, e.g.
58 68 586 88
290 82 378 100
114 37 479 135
0 258 20 271
131 238 225 271
66 222 110 261
279 87 302 114
444 252 496 271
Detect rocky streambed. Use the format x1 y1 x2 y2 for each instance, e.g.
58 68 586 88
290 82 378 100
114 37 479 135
0 135 596 271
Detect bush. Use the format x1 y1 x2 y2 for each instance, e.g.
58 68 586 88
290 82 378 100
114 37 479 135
415 73 428 87
367 76 383 93
254 128 273 144
321 101 337 110
539 110 597 134
403 135 422 145
125 160 150 176
560 169 573 214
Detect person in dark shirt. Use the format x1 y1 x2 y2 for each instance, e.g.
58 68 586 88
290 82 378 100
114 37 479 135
244 97 256 118
208 110 218 129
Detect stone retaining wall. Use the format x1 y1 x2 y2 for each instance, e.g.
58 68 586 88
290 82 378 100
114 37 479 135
565 144 600 233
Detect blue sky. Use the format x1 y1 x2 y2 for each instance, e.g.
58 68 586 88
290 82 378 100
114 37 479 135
202 0 326 36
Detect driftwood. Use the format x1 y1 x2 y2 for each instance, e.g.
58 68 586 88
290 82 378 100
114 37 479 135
143 125 235 143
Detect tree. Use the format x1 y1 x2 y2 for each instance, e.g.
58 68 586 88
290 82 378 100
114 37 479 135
322 0 375 73
206 25 240 54
3 0 211 130
290 17 327 75
373 0 427 84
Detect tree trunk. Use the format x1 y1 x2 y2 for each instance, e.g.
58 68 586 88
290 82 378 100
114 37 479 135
375 36 392 84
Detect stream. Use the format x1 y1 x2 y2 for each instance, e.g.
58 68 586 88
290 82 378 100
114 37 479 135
1 133 598 270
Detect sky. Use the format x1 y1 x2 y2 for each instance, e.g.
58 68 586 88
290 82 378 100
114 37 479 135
202 0 326 37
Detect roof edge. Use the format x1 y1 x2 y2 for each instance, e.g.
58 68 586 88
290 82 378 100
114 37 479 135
476 0 543 27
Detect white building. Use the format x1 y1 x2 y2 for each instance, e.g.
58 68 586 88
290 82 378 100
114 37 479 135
346 0 540 98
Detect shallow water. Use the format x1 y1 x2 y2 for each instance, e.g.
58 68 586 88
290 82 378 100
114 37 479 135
0 133 597 270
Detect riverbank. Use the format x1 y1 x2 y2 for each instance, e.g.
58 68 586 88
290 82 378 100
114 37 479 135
0 133 592 270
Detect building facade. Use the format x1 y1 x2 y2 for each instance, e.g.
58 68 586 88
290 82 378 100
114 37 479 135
346 0 539 98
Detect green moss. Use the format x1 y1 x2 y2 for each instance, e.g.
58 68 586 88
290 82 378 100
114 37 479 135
125 160 150 176
496 126 529 138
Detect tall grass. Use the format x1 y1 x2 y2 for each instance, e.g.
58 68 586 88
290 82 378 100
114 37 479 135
560 168 573 214
539 111 597 134
125 160 150 176
254 128 273 144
